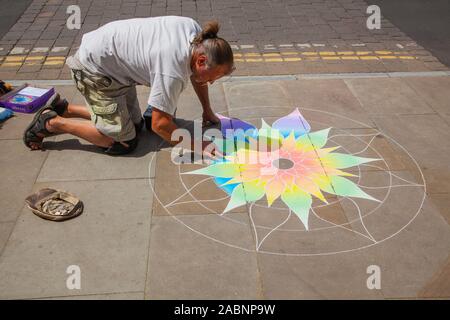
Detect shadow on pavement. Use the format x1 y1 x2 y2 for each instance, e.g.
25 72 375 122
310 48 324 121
40 117 212 158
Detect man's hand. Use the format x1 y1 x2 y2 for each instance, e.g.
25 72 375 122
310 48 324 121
202 111 220 127
151 108 180 145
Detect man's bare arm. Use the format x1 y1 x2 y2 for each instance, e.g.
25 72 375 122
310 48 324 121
151 107 219 157
190 76 219 125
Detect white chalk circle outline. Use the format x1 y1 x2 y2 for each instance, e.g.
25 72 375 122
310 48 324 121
147 106 426 256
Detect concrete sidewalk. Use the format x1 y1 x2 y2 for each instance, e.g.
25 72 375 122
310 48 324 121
0 74 449 299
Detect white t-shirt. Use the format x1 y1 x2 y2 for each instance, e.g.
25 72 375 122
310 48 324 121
77 16 202 115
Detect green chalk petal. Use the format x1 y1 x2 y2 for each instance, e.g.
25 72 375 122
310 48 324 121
307 128 331 149
185 163 241 178
224 184 248 213
321 152 379 169
213 137 236 154
281 187 313 230
242 180 266 202
258 119 282 145
322 176 379 202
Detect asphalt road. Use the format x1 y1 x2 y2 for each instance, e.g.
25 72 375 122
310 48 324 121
369 0 450 67
0 0 33 39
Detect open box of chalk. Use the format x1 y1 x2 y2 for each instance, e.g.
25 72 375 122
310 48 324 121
0 84 55 113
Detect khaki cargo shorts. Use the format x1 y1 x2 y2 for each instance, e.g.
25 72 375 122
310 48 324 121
66 54 142 142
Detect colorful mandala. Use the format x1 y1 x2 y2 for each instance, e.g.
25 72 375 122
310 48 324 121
184 108 380 230
9 94 34 105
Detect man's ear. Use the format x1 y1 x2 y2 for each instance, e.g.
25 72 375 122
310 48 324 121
196 54 208 68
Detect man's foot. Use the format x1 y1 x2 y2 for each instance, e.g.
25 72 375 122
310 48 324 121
39 93 68 116
135 118 144 133
104 136 139 155
23 109 58 150
51 96 69 116
143 105 153 131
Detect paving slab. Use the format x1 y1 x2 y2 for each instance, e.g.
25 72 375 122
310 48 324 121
38 291 144 300
223 81 291 111
283 79 376 127
418 255 450 298
326 128 416 172
345 77 434 115
361 200 450 298
0 222 14 253
36 129 160 182
339 170 425 243
0 179 153 299
175 83 229 119
152 149 247 216
0 112 35 140
145 214 261 299
371 114 450 176
257 251 383 299
0 140 50 222
403 76 450 115
428 193 450 226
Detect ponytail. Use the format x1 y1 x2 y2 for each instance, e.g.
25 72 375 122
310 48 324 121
192 21 219 44
192 20 234 68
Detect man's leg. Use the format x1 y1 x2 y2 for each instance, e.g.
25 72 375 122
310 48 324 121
60 104 91 120
28 113 114 150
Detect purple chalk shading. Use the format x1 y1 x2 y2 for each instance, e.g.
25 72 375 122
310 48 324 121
216 113 256 139
272 108 311 138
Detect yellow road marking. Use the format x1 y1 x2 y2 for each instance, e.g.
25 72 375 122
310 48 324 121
264 58 283 62
283 57 302 61
360 56 379 60
0 51 420 68
5 56 25 62
43 60 64 65
1 62 22 67
319 51 336 56
45 56 66 61
375 51 392 55
244 53 261 57
25 56 45 61
262 53 281 57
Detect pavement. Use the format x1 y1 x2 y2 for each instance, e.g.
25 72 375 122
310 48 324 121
0 74 450 299
0 0 449 300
